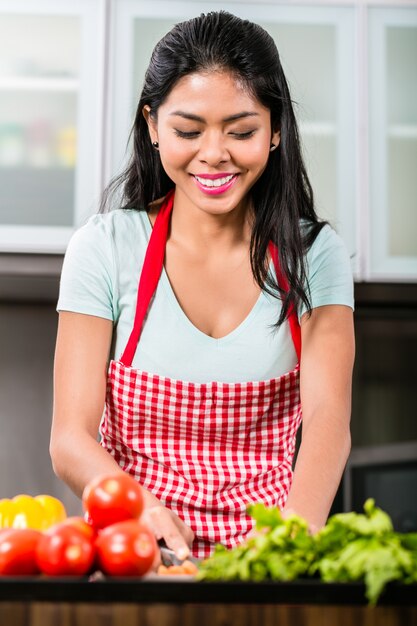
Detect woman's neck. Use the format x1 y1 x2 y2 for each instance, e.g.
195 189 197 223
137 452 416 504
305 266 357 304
169 188 253 255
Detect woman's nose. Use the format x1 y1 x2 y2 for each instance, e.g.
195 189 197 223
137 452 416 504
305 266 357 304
198 132 229 165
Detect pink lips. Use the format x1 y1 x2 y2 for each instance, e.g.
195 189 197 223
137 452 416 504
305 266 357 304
192 173 239 196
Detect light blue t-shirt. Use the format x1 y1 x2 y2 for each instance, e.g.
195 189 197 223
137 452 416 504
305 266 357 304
57 209 354 383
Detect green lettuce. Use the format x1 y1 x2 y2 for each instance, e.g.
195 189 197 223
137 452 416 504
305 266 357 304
197 499 417 604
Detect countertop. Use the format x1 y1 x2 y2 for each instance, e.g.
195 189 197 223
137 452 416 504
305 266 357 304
0 575 416 605
1 577 417 626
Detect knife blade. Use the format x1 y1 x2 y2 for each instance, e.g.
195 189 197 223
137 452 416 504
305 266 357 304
158 540 200 567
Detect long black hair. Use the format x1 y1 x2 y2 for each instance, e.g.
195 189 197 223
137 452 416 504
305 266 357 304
101 11 327 325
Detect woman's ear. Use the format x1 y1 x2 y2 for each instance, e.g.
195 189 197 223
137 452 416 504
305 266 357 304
272 129 281 149
142 105 158 143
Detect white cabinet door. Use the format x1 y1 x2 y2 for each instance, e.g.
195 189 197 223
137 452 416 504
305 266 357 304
368 7 417 280
108 1 356 273
0 0 106 253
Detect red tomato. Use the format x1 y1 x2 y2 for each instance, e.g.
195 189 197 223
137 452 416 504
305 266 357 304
0 528 41 575
36 522 95 576
95 520 156 577
61 516 97 542
82 474 144 530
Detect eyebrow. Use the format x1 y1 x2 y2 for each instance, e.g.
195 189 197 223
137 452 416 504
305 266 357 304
169 110 260 123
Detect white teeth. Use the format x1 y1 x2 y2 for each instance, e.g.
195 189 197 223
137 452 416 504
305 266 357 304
194 174 235 188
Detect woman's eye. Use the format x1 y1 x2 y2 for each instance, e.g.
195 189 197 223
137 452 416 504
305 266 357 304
231 130 256 140
173 129 256 140
174 129 200 139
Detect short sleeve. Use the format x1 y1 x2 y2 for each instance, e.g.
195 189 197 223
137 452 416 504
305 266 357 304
298 224 354 320
57 214 116 321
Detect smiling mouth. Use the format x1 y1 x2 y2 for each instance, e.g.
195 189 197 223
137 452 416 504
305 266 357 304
193 174 237 188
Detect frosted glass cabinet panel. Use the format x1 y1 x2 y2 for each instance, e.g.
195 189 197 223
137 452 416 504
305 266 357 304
0 0 106 253
0 89 77 227
110 1 356 270
369 8 417 279
256 22 339 227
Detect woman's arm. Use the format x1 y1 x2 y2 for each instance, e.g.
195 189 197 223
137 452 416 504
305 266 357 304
51 311 125 494
281 304 355 533
51 311 194 558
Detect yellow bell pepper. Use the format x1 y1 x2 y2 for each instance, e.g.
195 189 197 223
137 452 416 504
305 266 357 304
0 494 67 530
0 499 15 527
11 495 46 530
34 494 67 529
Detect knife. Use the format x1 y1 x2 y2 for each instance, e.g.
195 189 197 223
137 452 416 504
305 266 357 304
158 540 200 567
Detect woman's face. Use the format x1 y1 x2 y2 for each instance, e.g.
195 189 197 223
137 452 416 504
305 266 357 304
143 70 280 218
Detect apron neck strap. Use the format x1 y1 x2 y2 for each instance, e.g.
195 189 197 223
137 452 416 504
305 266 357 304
120 189 174 366
120 191 301 367
268 242 302 362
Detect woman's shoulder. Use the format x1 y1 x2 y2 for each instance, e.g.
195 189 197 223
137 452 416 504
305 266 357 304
59 208 150 319
62 209 150 283
69 208 149 251
81 207 148 233
298 219 354 317
301 219 349 262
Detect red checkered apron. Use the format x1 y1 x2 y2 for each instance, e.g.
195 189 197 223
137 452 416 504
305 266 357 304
100 190 302 558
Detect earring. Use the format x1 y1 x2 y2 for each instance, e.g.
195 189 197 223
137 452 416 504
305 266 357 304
270 143 277 152
152 141 159 149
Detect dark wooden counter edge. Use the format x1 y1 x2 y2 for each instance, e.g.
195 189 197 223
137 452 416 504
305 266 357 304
0 578 416 606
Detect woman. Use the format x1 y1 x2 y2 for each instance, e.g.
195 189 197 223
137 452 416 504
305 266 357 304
51 11 354 560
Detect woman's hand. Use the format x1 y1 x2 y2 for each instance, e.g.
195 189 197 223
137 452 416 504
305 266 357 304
141 490 194 561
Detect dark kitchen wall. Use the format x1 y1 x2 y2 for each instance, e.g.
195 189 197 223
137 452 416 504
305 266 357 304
0 255 81 515
330 282 417 518
351 283 417 447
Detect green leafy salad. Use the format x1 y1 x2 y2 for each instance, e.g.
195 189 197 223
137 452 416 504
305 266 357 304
197 499 417 604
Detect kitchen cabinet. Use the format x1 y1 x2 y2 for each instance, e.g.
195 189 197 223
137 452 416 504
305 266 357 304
108 0 417 281
0 0 106 253
1 0 416 279
109 0 357 271
368 7 417 280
